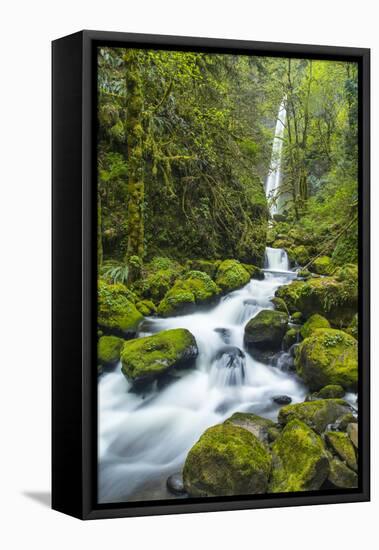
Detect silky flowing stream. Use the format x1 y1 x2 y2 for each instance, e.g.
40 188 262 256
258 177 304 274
98 247 309 503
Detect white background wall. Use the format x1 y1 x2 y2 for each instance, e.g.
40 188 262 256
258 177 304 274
0 1 376 548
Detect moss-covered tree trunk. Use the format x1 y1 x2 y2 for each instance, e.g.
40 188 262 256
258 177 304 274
124 49 144 282
98 192 103 267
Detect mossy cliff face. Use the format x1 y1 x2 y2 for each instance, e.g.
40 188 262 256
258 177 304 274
98 335 125 366
215 260 251 292
269 419 329 493
295 329 358 391
183 423 272 497
244 309 288 351
275 270 357 327
157 270 221 317
278 399 351 434
98 279 144 337
300 314 331 339
121 328 198 384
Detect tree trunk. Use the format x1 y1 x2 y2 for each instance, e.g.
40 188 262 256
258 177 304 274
124 49 144 282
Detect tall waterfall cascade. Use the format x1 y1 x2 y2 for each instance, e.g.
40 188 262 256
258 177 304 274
265 99 287 217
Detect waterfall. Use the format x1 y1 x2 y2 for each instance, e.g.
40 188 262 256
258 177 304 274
265 99 287 216
265 246 290 272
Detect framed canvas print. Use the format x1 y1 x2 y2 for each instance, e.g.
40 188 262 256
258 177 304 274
52 30 370 520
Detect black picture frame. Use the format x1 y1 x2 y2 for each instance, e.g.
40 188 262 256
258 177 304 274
52 30 370 520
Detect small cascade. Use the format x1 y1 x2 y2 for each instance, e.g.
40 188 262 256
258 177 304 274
265 99 287 216
265 246 290 272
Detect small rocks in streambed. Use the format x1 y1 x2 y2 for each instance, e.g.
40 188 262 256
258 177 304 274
272 395 292 406
183 423 271 497
166 473 187 496
244 309 288 352
121 328 198 387
214 327 231 344
269 419 329 493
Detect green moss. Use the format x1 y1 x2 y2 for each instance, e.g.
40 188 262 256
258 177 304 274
98 279 143 337
215 260 251 292
290 245 310 266
300 314 331 339
278 399 351 434
225 412 277 445
276 274 357 327
270 297 289 314
291 311 303 323
269 419 329 493
241 263 264 280
135 299 156 316
295 329 358 391
121 328 198 383
157 270 220 316
325 431 357 471
185 259 221 279
244 309 288 350
316 384 345 399
137 268 180 303
98 335 124 366
312 256 333 275
345 313 358 339
183 423 272 497
328 456 358 488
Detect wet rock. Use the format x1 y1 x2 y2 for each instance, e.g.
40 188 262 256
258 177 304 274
214 327 232 343
325 431 357 471
272 395 292 406
166 473 187 496
225 412 278 445
347 422 358 448
276 352 295 372
327 456 358 489
330 413 357 432
244 309 288 351
278 399 352 434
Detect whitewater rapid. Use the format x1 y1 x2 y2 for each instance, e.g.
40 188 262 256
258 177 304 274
98 248 309 503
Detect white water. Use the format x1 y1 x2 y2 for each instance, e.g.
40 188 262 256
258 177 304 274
98 250 307 503
265 99 287 217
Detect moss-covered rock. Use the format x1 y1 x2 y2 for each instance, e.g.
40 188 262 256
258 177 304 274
312 256 333 275
283 327 300 350
327 456 358 488
183 423 272 497
185 259 221 279
215 260 251 292
121 328 198 384
278 399 351 434
275 273 357 327
98 335 125 366
270 297 289 314
224 412 278 445
137 268 180 303
291 311 303 323
157 270 220 316
295 329 358 391
290 245 310 266
242 263 264 280
347 422 358 448
269 419 329 492
98 280 144 337
316 384 345 399
244 309 288 351
300 314 331 339
325 431 357 471
135 299 156 316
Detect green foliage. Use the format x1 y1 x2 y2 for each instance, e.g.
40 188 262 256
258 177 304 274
102 262 129 285
300 314 330 339
98 279 143 337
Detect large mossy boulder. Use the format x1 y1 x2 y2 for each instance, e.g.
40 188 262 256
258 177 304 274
215 260 251 293
295 329 358 391
244 309 288 351
269 419 329 492
157 271 220 317
137 268 180 303
98 335 124 366
225 412 279 445
184 259 221 279
289 245 310 266
98 280 144 338
183 423 272 497
275 269 357 327
121 328 198 385
300 314 331 339
312 256 333 275
278 399 351 434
